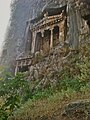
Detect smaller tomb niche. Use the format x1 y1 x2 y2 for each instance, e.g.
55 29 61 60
82 15 90 31
18 65 29 72
87 20 90 29
84 15 90 29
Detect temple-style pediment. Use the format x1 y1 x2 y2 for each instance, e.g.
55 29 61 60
30 5 67 24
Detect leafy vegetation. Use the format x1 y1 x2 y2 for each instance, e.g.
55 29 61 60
0 73 31 119
0 72 89 119
11 42 90 119
0 42 90 119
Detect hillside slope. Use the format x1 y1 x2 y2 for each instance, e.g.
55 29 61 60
9 39 90 120
0 0 90 119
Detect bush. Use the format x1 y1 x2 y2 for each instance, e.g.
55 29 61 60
59 77 86 92
0 73 30 119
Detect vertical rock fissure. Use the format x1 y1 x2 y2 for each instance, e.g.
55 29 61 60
68 2 79 50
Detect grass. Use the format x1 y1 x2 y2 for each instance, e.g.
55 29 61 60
9 88 90 120
3 41 90 120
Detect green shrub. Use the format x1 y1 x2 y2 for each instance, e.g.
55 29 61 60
0 108 8 120
59 77 86 92
32 88 54 100
0 73 30 119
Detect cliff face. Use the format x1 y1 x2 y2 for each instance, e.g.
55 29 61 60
1 0 90 72
1 1 90 120
10 0 89 91
0 0 47 70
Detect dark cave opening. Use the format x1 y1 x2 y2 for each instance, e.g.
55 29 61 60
83 15 90 28
35 32 42 52
87 19 90 28
19 66 29 72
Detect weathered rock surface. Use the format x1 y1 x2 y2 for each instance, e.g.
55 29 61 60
27 43 69 87
62 100 90 120
0 0 64 70
0 0 46 70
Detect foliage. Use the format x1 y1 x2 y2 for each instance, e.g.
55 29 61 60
76 57 90 82
0 108 8 120
0 41 90 119
58 77 86 92
0 71 88 120
10 88 90 120
0 69 89 120
32 87 54 100
0 73 30 119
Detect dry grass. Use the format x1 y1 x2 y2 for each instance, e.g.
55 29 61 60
9 90 90 120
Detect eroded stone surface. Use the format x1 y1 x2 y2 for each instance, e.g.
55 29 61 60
62 100 90 120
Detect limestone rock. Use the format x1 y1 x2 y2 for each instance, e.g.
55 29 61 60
62 100 90 120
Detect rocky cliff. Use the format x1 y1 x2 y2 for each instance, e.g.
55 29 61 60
0 0 90 120
1 0 90 73
0 0 48 71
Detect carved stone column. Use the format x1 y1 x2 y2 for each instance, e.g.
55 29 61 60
41 30 44 38
59 21 64 46
31 31 37 53
41 30 44 50
50 28 54 48
15 62 18 75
